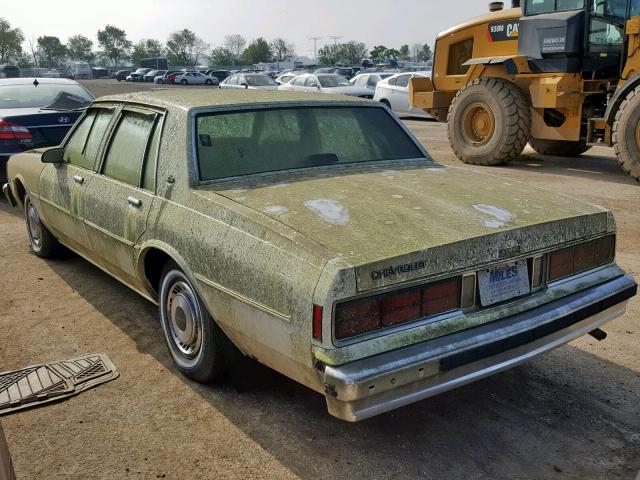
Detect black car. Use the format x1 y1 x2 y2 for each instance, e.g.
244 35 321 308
0 78 94 179
205 70 231 82
115 70 131 82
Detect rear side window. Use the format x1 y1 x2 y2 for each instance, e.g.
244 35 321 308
395 75 411 88
64 108 113 170
448 38 474 75
102 110 156 187
196 106 425 181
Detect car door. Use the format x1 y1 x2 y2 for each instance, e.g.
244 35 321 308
38 106 115 254
389 74 412 113
288 76 307 92
305 76 320 92
82 106 161 283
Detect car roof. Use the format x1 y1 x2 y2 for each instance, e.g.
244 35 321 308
95 89 370 111
0 78 82 86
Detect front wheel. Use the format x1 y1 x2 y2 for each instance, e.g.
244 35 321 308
159 262 228 382
529 138 591 157
205 79 213 85
613 85 640 182
180 79 188 85
448 78 531 166
24 195 62 258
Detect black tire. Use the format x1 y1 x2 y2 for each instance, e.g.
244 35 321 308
380 99 391 108
157 79 164 84
24 194 62 258
205 79 213 85
159 262 228 382
612 85 640 182
180 79 188 85
529 138 591 157
448 78 531 166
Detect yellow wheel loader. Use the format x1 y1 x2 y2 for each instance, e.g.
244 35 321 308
409 0 640 182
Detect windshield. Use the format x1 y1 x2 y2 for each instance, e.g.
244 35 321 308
246 74 277 86
525 0 585 14
195 106 425 181
318 75 351 88
0 83 94 109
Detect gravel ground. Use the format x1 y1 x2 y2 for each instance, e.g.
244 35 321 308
0 80 638 480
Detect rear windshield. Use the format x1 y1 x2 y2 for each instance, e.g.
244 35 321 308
0 83 94 109
196 106 424 181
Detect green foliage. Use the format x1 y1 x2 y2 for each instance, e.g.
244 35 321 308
318 40 367 65
0 18 24 64
166 29 208 66
242 37 272 64
399 44 410 59
270 38 295 62
97 25 132 66
369 45 388 63
209 47 234 66
67 35 94 62
417 43 433 62
37 36 67 68
131 39 164 65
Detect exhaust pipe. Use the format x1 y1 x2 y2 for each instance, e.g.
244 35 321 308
489 1 504 11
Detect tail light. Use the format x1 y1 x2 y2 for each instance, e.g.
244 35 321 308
0 120 32 140
312 305 323 341
548 236 615 282
335 277 461 340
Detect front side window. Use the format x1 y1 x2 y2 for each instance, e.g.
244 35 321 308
292 76 307 86
195 106 425 181
102 111 156 187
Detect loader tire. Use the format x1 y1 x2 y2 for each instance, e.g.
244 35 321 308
529 138 591 157
448 78 531 166
612 85 640 183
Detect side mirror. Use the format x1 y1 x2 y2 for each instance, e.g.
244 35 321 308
241 82 248 89
316 85 321 90
41 147 64 164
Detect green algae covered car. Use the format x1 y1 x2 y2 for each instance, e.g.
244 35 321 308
3 90 637 421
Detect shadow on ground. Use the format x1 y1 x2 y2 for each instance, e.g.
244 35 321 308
44 254 640 480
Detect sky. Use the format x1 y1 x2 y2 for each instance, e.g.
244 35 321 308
4 0 491 59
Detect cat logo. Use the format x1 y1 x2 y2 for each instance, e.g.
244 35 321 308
488 20 520 42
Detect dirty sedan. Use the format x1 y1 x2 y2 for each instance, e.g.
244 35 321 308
3 90 636 422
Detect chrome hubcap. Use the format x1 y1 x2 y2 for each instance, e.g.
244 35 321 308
27 204 42 248
166 281 202 357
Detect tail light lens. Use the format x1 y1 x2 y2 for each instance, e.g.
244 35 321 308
548 236 615 282
0 120 32 140
312 305 323 341
335 277 461 340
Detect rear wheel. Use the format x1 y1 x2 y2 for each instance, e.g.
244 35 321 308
612 85 640 182
529 138 591 157
448 78 531 166
205 79 213 85
159 262 228 382
180 79 188 85
24 195 62 258
380 99 391 109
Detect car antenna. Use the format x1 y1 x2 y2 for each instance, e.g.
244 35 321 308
33 79 39 87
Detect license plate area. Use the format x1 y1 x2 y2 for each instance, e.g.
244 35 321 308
478 260 531 307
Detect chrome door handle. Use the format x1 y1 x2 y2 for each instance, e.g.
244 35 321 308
73 175 85 184
127 196 142 208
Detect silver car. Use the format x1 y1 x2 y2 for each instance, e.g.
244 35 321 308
219 73 279 90
174 72 218 86
278 74 373 98
374 72 433 118
350 72 395 95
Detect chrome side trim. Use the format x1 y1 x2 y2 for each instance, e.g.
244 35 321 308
2 183 16 207
323 274 636 421
193 273 291 322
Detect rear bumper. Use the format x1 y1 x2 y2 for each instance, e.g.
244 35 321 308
323 272 637 422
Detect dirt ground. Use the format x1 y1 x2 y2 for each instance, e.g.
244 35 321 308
0 80 638 480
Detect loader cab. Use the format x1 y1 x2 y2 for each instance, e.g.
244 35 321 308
520 0 636 77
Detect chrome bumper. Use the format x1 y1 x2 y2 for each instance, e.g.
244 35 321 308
2 183 16 207
323 273 637 422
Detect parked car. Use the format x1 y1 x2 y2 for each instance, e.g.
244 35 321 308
350 72 394 94
144 70 166 82
219 73 278 90
275 73 296 85
204 70 231 82
4 90 636 422
154 71 180 84
278 73 374 98
0 65 20 79
128 68 152 82
0 78 94 179
174 72 218 86
115 70 130 82
374 72 433 118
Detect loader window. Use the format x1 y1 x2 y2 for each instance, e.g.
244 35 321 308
447 38 474 75
525 0 584 14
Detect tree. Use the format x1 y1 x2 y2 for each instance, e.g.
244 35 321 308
37 36 67 68
0 18 24 64
131 39 164 65
166 29 208 66
339 41 368 65
242 37 272 64
369 45 388 64
209 47 235 66
67 35 94 62
27 36 38 67
270 38 295 62
223 34 246 65
418 43 433 62
97 25 132 66
399 44 410 60
411 43 422 62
